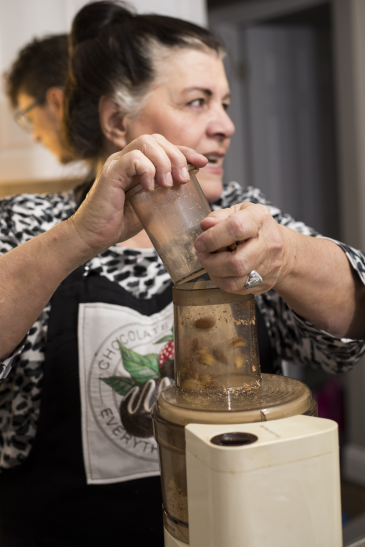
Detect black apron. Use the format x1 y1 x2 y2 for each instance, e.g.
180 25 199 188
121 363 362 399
0 266 276 547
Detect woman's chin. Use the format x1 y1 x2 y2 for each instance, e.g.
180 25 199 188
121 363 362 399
197 177 224 204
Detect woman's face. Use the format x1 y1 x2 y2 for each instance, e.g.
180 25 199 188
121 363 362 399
124 49 235 202
17 90 73 164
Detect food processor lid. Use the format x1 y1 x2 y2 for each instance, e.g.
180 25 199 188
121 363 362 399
125 163 198 201
156 374 314 426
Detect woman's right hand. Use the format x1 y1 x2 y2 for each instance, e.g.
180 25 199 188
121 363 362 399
68 134 207 261
0 134 207 360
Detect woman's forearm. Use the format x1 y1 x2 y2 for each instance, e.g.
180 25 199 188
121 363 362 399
0 220 89 360
196 203 365 340
274 227 365 340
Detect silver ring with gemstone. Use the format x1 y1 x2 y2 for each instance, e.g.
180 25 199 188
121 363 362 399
244 270 263 289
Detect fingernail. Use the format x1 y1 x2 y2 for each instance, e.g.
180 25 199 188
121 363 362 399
165 172 173 187
181 167 189 181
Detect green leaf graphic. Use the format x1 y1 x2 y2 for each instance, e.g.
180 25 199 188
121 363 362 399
101 376 138 396
155 326 174 344
118 342 160 383
154 334 173 344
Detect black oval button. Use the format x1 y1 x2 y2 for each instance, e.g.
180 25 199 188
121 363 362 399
210 432 258 447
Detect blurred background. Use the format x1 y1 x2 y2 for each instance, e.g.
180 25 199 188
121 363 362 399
1 0 365 542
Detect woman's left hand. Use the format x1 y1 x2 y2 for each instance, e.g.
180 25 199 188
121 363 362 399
195 201 365 339
194 202 294 294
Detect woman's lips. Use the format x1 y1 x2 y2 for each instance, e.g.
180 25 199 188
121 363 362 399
201 153 225 175
201 162 224 174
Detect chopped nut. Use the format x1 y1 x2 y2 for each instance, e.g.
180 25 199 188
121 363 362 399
197 347 215 366
194 317 216 329
200 374 216 388
168 478 177 489
229 336 247 349
216 242 237 253
235 354 245 369
182 379 204 391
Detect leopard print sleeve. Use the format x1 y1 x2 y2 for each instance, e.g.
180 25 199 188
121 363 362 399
0 191 77 379
0 192 78 469
0 196 23 253
213 183 365 372
0 343 25 381
0 192 76 249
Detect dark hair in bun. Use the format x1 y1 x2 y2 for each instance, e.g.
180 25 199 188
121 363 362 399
63 1 224 160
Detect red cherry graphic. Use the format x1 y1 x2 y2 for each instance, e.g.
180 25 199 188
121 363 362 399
159 340 174 367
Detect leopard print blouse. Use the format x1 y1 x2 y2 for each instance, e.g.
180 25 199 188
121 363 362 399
0 182 364 470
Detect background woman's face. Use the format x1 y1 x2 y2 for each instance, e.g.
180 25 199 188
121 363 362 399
125 49 235 202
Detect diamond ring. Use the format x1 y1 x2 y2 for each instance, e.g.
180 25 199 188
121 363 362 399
244 270 263 289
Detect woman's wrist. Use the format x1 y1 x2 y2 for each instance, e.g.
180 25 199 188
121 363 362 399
272 225 299 291
0 220 96 361
49 216 111 273
271 229 365 338
37 219 97 284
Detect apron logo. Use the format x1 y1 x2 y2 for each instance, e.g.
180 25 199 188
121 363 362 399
79 302 175 483
101 328 174 438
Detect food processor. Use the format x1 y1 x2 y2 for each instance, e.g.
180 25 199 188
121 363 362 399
152 280 342 547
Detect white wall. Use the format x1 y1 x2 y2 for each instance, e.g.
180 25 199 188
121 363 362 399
0 0 207 183
130 0 207 24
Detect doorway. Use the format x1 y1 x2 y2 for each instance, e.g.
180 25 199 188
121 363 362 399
210 3 339 238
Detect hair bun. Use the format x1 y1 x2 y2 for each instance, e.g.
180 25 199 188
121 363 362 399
71 1 134 49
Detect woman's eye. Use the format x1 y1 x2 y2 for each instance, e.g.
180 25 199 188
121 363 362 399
223 103 230 111
188 98 205 107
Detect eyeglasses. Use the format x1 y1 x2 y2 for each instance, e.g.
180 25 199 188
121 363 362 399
14 94 46 132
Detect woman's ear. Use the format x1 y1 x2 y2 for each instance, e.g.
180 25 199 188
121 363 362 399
99 96 128 149
45 87 64 123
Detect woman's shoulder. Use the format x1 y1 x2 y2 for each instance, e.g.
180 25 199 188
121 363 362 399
0 190 77 246
212 182 271 210
0 189 76 213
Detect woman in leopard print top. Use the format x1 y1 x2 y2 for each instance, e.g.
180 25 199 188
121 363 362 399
0 3 364 546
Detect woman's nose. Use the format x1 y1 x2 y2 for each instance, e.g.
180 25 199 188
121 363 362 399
207 107 235 139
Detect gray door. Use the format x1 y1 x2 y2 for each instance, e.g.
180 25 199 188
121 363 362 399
244 25 338 237
221 24 339 238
